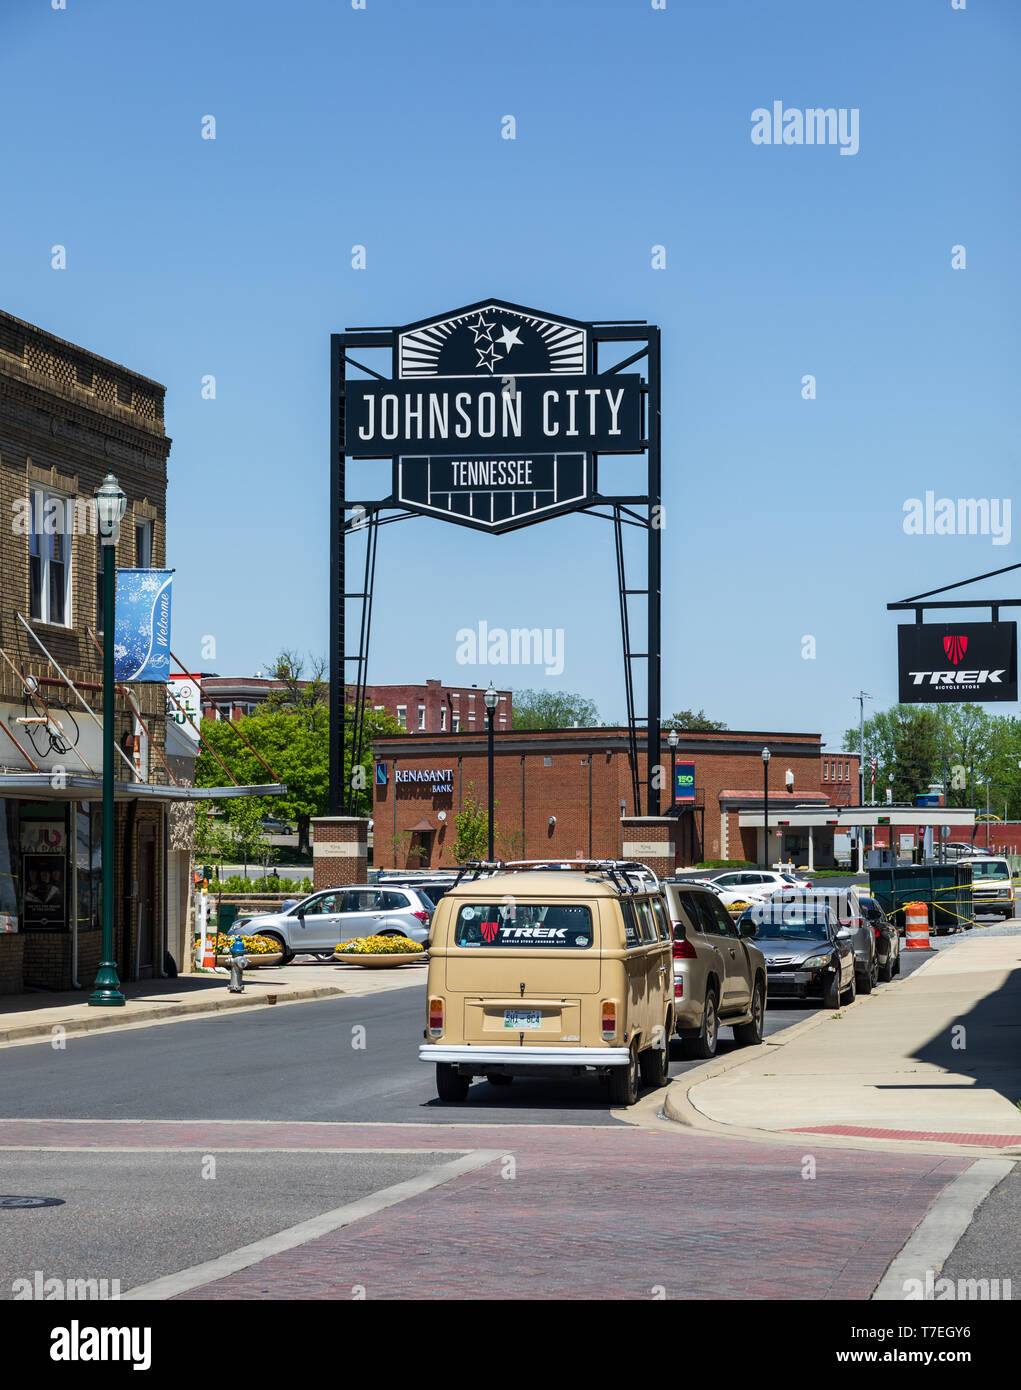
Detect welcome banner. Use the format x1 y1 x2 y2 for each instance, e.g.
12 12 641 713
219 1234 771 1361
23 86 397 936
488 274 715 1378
114 569 173 682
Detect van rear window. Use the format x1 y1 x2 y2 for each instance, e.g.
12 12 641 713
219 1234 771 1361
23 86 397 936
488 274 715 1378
454 903 594 948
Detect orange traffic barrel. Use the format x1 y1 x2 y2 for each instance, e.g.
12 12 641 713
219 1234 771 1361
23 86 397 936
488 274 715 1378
904 901 931 949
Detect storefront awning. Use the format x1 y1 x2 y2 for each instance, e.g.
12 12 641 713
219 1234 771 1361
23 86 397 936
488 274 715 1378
0 775 286 803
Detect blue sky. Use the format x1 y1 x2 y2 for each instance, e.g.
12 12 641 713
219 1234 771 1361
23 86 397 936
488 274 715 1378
2 0 1018 754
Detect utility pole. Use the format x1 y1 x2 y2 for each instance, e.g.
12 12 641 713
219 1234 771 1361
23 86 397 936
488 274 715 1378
854 691 871 872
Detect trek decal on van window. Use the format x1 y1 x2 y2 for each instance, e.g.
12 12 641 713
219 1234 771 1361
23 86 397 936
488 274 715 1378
455 904 594 949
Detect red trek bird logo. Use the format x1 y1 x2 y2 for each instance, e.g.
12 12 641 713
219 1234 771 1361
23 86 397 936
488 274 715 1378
481 919 499 943
943 634 968 665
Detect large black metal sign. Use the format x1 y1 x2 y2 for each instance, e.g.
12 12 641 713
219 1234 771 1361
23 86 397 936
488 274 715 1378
331 298 662 819
897 621 1018 702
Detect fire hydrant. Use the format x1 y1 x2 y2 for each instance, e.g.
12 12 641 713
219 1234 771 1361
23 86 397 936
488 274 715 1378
227 937 249 993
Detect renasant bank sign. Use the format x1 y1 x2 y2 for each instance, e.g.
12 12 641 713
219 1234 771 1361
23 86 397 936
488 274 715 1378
331 298 664 821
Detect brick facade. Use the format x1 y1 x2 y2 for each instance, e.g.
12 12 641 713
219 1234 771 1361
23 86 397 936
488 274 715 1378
311 817 368 888
371 728 858 871
0 309 176 991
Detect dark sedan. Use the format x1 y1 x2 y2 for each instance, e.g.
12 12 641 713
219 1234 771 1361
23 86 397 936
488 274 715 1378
859 894 901 982
739 902 855 1008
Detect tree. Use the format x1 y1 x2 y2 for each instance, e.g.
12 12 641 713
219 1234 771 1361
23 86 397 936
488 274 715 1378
511 689 599 730
663 709 728 731
452 782 491 862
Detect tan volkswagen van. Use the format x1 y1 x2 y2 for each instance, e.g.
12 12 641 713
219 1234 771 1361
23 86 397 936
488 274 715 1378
419 860 674 1106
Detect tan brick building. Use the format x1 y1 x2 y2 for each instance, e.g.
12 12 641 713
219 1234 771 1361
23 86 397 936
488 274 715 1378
371 727 859 871
0 310 186 993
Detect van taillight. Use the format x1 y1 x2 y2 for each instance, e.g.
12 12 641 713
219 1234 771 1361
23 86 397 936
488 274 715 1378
601 1002 617 1040
428 997 444 1036
672 937 697 960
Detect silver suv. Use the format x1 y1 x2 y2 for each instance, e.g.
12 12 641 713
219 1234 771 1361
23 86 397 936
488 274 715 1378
229 885 433 962
663 879 768 1059
769 886 877 992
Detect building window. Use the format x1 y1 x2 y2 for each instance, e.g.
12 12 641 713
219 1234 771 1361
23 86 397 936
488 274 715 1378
29 490 71 626
452 714 460 732
440 708 447 731
417 705 426 731
216 703 232 720
396 706 407 729
823 760 829 781
135 518 153 568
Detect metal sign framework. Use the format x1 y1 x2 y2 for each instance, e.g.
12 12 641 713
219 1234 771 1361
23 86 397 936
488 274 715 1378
329 302 662 820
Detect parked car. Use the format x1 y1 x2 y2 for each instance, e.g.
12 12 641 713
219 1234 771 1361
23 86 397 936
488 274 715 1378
374 871 459 905
958 856 1016 920
228 884 434 962
858 894 901 981
259 816 292 835
709 869 813 901
739 901 855 1007
943 841 988 860
420 860 674 1106
769 886 877 993
662 879 767 1059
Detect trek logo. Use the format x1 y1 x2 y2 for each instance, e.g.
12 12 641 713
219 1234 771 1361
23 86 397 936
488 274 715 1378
898 622 1018 704
500 926 567 940
481 919 498 943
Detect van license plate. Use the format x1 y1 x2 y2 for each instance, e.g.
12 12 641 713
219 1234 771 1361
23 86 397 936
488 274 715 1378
503 1009 542 1029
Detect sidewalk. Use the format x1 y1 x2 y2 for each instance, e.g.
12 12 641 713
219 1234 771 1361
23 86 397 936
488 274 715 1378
0 958 426 1046
665 936 1021 1155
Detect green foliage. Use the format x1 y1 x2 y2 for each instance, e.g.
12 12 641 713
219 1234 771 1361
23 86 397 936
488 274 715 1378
452 782 491 863
511 689 599 730
664 709 728 731
695 859 754 869
213 874 312 894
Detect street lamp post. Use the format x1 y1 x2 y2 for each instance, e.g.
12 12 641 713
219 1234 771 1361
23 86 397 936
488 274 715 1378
762 746 771 870
667 729 678 806
89 473 127 1008
484 684 498 860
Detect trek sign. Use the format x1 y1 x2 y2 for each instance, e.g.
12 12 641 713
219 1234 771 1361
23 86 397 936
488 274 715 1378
343 301 644 533
897 622 1018 703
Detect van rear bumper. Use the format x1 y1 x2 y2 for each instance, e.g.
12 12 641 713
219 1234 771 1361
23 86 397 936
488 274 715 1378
420 1044 631 1068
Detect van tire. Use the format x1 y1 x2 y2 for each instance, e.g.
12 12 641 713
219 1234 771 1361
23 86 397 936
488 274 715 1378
260 932 294 965
608 1046 640 1107
436 1064 469 1102
683 989 719 1060
639 1029 670 1089
733 982 764 1047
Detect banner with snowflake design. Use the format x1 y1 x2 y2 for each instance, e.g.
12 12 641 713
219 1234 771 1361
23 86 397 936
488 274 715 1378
114 569 173 682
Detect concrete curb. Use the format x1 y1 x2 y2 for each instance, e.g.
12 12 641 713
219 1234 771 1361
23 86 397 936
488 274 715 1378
0 983 349 1045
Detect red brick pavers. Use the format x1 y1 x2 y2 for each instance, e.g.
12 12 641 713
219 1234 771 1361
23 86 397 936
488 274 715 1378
793 1125 1021 1149
0 1120 970 1300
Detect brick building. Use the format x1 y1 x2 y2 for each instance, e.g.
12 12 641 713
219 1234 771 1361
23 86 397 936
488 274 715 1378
371 726 859 872
0 310 189 993
201 674 512 733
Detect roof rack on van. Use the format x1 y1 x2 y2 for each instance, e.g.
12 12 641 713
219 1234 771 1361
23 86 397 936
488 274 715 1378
452 860 505 886
502 859 662 895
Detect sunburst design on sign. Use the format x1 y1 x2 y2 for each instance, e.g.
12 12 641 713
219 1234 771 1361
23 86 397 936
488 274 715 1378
399 302 587 379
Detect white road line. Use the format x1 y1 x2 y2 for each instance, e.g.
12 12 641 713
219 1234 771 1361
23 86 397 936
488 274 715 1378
871 1157 1016 1300
120 1147 503 1301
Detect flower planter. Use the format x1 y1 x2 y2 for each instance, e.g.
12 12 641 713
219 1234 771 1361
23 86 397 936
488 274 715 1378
332 951 424 969
214 953 283 969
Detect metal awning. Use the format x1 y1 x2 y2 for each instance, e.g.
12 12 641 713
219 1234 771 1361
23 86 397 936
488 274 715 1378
0 774 286 803
737 805 976 830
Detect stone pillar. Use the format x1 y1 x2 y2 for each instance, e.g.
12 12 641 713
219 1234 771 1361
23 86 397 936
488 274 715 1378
807 824 815 873
621 816 677 879
310 816 369 889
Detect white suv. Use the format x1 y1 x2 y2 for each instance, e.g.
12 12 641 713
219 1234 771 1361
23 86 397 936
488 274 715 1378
709 869 811 902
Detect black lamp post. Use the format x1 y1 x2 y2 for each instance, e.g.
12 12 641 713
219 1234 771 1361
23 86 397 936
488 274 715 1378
89 472 127 1007
484 684 498 860
761 746 771 870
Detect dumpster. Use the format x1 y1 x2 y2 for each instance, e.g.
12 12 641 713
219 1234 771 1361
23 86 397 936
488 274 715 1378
216 902 240 934
868 862 974 935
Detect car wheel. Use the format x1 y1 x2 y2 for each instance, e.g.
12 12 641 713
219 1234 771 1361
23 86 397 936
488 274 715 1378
879 956 894 983
684 990 719 1060
639 1023 670 1088
485 1073 513 1086
733 982 765 1047
823 970 842 1008
260 932 294 965
843 970 857 1004
436 1064 469 1102
857 965 873 995
608 1045 640 1107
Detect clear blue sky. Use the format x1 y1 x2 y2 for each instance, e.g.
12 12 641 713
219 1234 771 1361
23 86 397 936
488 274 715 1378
3 0 1018 754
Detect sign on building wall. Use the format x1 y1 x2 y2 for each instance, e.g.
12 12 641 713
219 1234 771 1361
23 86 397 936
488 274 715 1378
395 767 454 794
674 762 695 804
115 570 173 682
898 622 1018 703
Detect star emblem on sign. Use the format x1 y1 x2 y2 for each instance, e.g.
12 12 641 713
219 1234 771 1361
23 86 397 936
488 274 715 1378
468 313 495 344
476 342 500 371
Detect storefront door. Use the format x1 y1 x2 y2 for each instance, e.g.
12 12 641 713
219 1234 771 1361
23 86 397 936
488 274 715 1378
136 823 157 978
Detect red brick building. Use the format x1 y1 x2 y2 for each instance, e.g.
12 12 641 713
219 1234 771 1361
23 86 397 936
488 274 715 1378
371 727 859 871
202 675 512 734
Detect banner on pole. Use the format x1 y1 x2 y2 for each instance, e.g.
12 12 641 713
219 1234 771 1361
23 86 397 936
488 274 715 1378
114 570 173 682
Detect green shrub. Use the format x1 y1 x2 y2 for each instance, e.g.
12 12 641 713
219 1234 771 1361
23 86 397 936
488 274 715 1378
213 873 313 894
695 859 755 870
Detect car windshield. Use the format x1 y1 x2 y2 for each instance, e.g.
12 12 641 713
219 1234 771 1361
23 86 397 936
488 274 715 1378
744 905 830 940
454 902 594 948
970 860 1010 880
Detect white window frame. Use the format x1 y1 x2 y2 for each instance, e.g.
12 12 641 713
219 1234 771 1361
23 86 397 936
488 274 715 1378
440 707 447 731
417 705 426 730
29 488 72 627
396 705 407 729
135 517 153 569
